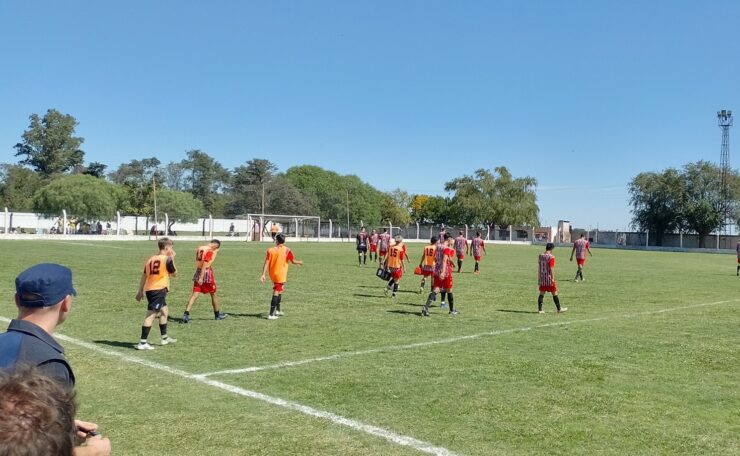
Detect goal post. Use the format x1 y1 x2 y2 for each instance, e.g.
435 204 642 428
245 214 321 242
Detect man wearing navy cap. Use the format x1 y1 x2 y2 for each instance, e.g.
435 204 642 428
0 263 77 386
0 263 111 456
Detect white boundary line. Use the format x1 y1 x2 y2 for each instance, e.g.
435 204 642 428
0 316 458 456
51 241 127 249
197 299 739 378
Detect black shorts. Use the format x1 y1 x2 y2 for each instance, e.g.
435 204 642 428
146 289 168 312
357 245 367 252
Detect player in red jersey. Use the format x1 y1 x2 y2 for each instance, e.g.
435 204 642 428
182 239 227 322
421 234 458 316
383 236 407 298
369 229 380 262
417 236 437 293
538 243 567 314
454 230 468 273
356 227 369 266
378 229 392 265
470 232 487 274
570 233 593 281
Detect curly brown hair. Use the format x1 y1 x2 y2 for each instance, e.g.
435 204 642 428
0 365 77 456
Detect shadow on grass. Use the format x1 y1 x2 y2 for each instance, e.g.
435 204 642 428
386 309 423 316
93 340 137 350
496 309 540 314
353 293 385 299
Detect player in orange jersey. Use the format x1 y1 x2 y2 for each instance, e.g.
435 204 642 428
260 234 303 320
182 239 227 323
422 234 457 316
135 238 178 350
417 236 437 293
538 243 567 314
383 235 407 298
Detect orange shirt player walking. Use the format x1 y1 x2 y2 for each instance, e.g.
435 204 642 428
260 234 303 320
135 238 178 350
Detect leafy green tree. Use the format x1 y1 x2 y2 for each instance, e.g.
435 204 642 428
284 165 384 225
14 109 85 177
108 158 162 215
445 167 539 229
161 161 187 191
227 159 278 215
0 164 44 211
681 161 724 248
33 174 126 220
82 162 108 178
181 150 230 216
156 189 204 232
381 189 412 226
628 168 684 246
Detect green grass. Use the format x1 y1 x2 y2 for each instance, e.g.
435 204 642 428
0 240 738 455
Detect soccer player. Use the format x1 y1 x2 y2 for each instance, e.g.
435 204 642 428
384 235 407 297
378 228 392 265
470 232 487 274
736 241 740 276
182 239 227 323
417 236 437 293
454 230 468 273
369 229 379 262
356 227 369 265
422 234 457 316
570 233 593 281
260 233 303 320
135 238 177 350
538 243 567 314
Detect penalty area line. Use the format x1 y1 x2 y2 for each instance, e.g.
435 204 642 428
0 316 459 456
197 299 740 378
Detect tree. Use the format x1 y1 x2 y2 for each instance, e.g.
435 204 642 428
682 161 724 248
181 150 230 216
0 164 44 211
82 162 108 178
284 165 385 225
14 109 85 177
445 167 539 229
628 168 684 246
33 174 126 220
381 189 412 226
227 159 278 215
155 189 204 233
108 158 162 215
161 161 187 191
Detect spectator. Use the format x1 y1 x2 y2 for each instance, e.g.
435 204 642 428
96 222 102 234
0 264 111 456
229 222 235 236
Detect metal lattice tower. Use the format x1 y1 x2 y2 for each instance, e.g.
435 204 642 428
718 109 733 233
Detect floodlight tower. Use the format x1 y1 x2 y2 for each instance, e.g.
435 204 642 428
718 109 733 233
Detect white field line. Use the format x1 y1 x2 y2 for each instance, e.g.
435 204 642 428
0 316 458 456
52 241 127 249
197 299 739 378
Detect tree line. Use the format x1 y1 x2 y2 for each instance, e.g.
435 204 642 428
629 161 740 247
0 109 541 229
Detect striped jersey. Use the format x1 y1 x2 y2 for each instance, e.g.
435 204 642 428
434 246 454 277
356 232 368 247
538 252 555 286
736 242 740 258
369 233 379 246
471 238 484 256
574 238 589 260
195 245 215 269
454 236 467 255
379 233 391 250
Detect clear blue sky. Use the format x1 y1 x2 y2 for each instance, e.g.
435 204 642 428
1 1 738 230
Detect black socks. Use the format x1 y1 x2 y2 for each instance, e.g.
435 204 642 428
448 292 454 312
537 295 544 312
553 295 561 311
141 326 151 341
270 295 280 315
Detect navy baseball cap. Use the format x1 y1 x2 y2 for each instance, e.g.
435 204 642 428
15 263 77 308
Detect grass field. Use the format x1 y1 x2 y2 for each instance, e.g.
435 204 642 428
1 240 738 456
